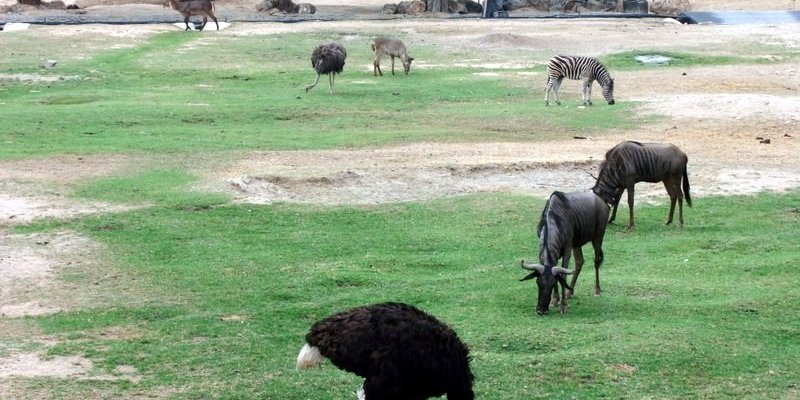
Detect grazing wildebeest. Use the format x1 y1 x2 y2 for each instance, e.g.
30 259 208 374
305 42 347 94
297 302 475 400
520 191 609 315
592 141 692 228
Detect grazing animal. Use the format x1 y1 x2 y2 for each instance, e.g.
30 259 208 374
520 191 609 315
544 55 615 106
370 37 414 76
305 42 347 94
297 302 475 400
163 0 218 31
592 141 692 228
257 0 316 14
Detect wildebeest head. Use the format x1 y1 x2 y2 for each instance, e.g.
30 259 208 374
603 78 615 105
591 161 621 205
520 261 573 315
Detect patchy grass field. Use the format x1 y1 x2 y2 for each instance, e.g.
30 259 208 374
2 18 800 400
13 188 800 399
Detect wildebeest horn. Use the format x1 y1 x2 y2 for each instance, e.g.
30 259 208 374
552 267 573 275
520 260 545 274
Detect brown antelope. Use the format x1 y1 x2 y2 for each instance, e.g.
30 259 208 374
163 0 219 31
370 38 414 76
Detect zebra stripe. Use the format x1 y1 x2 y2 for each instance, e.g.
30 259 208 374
544 55 615 106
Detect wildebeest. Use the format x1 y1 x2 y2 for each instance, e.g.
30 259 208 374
305 42 347 94
520 191 609 315
592 141 692 228
297 302 475 400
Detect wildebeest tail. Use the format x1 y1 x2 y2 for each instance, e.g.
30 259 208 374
683 164 692 207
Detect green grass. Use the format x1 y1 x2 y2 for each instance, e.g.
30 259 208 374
14 190 800 399
0 32 637 160
600 49 799 71
72 168 228 208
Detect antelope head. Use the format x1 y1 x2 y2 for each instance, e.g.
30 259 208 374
520 260 573 315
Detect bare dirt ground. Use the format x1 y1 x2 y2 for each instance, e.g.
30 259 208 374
1 1 799 395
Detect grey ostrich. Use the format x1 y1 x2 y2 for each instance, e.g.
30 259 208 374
305 42 347 94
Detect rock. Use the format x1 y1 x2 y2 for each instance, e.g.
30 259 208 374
461 0 482 13
448 0 467 13
381 2 398 13
396 0 425 14
40 60 58 69
649 0 691 16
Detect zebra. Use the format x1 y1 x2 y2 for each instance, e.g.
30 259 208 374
591 141 692 228
544 55 615 106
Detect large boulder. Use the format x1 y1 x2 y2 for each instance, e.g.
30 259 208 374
649 0 690 15
395 0 425 13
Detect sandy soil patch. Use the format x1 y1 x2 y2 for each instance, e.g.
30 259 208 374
0 231 99 317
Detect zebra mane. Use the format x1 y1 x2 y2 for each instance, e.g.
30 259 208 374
596 65 613 87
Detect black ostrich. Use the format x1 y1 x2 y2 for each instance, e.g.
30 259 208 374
305 42 347 94
296 302 475 400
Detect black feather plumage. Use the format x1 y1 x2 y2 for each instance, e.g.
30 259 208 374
299 302 474 400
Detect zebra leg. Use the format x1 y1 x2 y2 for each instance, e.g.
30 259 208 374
582 79 592 106
545 78 554 106
567 247 584 298
586 80 594 106
553 77 563 105
305 73 321 93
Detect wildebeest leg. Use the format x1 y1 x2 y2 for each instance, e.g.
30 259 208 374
567 247 584 298
608 188 624 224
558 249 572 314
305 73 321 93
390 56 396 75
592 237 604 296
626 183 636 229
664 178 678 225
551 283 560 308
184 16 191 31
199 16 207 31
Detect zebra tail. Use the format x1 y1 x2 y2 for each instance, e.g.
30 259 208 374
683 164 692 207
